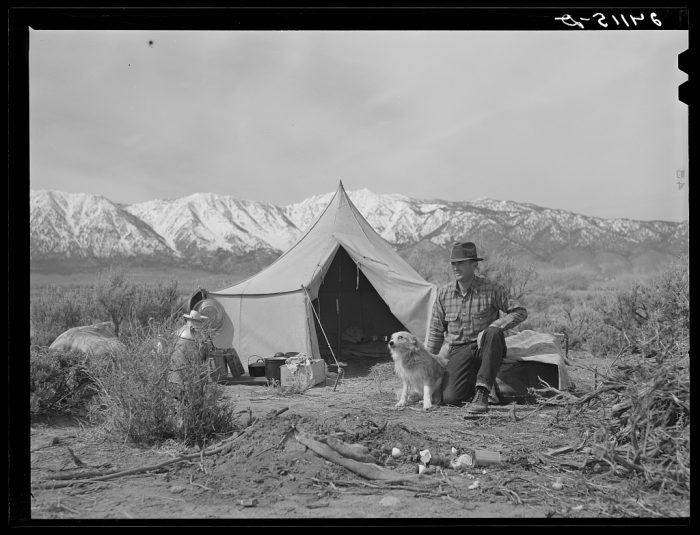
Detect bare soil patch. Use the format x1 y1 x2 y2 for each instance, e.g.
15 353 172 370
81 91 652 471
29 352 689 521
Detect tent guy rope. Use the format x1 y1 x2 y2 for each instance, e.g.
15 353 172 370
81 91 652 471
301 284 342 372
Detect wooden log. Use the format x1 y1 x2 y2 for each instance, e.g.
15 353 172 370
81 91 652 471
294 430 423 483
321 436 376 463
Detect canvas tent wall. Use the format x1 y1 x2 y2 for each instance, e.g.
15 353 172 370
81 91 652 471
206 182 435 367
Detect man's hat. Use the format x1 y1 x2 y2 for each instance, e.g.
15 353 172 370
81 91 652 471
450 242 484 262
183 310 208 322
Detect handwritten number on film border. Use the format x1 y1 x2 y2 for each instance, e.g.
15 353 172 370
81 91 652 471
556 12 661 29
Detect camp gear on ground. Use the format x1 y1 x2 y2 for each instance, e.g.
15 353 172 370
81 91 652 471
494 330 572 403
247 356 266 377
211 347 244 379
264 356 288 382
279 357 326 390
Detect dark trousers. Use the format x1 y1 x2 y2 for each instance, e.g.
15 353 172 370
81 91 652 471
441 327 507 406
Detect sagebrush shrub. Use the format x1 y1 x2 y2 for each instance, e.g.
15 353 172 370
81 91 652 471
174 357 239 447
122 279 183 337
88 320 238 447
29 346 99 418
93 268 137 337
592 256 689 356
30 285 99 346
479 251 537 301
521 257 688 357
30 270 184 346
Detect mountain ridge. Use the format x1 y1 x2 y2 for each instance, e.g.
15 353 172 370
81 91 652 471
29 188 688 277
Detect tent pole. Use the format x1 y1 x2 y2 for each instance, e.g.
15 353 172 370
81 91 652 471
336 256 342 360
302 285 341 369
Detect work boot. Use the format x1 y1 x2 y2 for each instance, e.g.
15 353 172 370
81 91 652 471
465 386 490 414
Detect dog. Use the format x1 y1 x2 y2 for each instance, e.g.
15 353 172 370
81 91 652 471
388 331 447 410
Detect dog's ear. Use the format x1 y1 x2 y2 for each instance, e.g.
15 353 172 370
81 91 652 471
410 335 420 350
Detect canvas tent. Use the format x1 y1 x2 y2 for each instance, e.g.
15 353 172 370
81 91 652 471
206 182 435 369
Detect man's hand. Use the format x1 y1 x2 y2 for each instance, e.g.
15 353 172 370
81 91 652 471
435 344 450 368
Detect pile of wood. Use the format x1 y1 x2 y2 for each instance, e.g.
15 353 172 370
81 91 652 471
598 343 690 494
533 338 690 498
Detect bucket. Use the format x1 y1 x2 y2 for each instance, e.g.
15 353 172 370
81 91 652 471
208 354 227 383
247 356 266 377
264 356 288 382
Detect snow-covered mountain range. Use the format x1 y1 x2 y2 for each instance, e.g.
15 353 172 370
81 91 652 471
30 188 688 275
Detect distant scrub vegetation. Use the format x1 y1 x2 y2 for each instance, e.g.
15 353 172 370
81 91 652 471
29 268 240 446
521 257 688 355
30 268 184 346
408 246 688 358
29 254 688 448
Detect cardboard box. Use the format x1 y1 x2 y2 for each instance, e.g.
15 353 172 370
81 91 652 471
279 359 326 390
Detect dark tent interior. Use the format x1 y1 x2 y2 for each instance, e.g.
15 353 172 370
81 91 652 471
312 246 405 376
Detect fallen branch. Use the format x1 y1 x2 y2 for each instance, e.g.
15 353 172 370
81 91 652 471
437 467 460 497
316 478 444 495
592 444 648 476
40 468 119 481
35 455 198 490
35 407 290 490
544 445 575 456
499 476 556 501
56 501 81 515
30 435 77 453
610 379 664 417
537 453 592 471
535 385 623 407
444 494 464 506
189 477 213 492
294 429 425 483
321 436 377 463
35 478 123 489
252 425 296 458
494 485 523 505
66 447 87 468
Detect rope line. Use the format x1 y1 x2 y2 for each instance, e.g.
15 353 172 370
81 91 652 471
301 285 341 370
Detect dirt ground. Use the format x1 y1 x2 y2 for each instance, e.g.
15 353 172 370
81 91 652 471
28 351 690 522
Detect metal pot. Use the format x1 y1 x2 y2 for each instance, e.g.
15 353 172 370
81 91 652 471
247 356 266 377
264 356 288 382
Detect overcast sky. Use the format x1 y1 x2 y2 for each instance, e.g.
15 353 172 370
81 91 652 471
29 29 688 222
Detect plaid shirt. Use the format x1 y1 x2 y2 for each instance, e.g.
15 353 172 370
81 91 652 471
426 276 528 354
